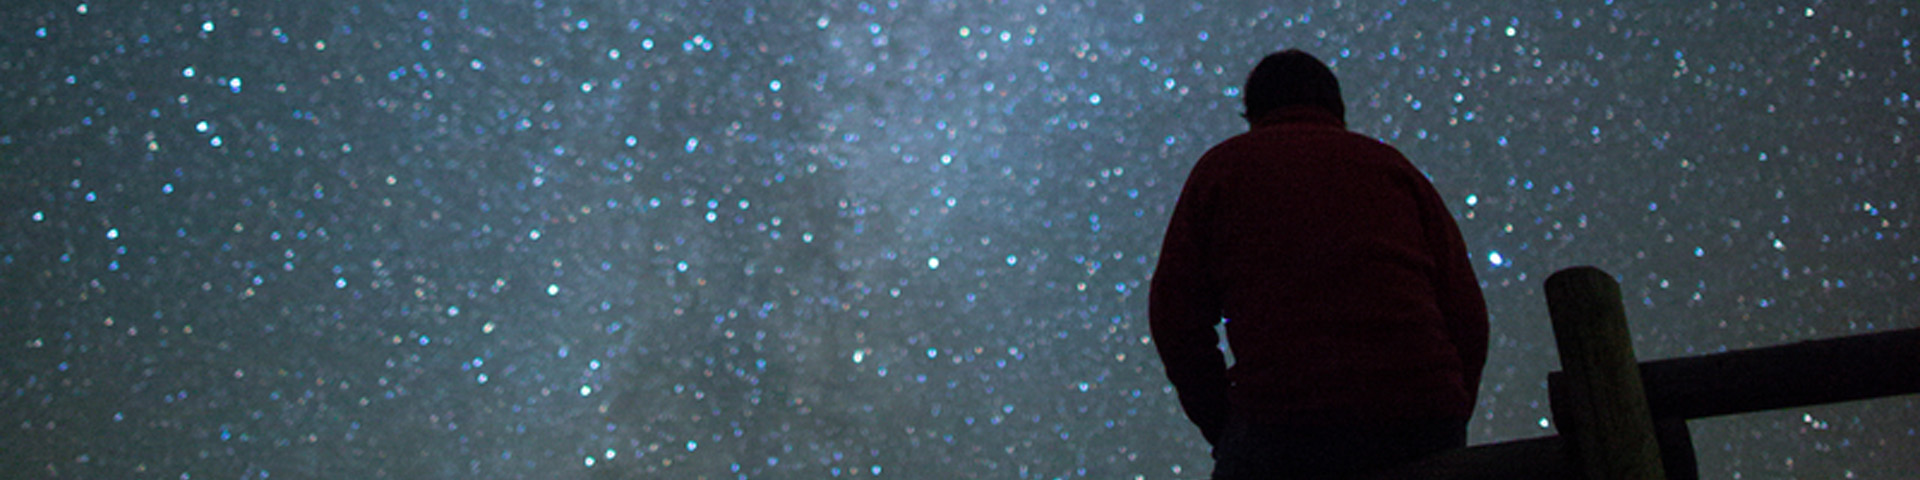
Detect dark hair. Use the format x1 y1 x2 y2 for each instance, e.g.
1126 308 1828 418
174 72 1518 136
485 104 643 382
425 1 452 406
1241 49 1345 123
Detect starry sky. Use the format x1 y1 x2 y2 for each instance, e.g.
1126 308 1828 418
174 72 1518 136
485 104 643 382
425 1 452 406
3 1 1915 478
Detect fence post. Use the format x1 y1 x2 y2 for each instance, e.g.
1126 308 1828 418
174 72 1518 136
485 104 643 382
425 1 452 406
1545 267 1667 480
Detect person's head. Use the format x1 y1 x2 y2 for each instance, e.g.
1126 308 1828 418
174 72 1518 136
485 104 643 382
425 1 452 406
1241 49 1345 125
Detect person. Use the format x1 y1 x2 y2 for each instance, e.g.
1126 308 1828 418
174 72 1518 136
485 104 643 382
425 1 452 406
1149 49 1489 479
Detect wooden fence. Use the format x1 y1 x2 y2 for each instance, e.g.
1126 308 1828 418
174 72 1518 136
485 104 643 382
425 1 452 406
1373 266 1920 480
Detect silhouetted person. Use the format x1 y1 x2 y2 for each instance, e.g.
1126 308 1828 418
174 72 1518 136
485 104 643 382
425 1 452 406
1150 49 1489 479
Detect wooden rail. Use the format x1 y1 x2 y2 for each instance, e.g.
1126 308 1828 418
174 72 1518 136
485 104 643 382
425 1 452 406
1626 328 1920 420
1370 266 1919 479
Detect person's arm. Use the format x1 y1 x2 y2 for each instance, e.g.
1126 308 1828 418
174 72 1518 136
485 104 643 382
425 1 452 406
1149 158 1231 445
1420 182 1490 406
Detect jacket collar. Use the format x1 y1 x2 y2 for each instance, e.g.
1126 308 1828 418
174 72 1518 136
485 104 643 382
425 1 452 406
1250 105 1346 130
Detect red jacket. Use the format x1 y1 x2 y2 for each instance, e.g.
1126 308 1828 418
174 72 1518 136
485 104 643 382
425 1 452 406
1149 106 1488 444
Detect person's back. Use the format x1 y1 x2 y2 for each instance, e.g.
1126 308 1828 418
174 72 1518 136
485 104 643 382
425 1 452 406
1149 50 1488 479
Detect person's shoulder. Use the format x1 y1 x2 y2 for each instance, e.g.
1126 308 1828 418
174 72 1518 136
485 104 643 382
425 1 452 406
1205 124 1327 152
1316 127 1398 149
1197 125 1412 167
1222 125 1400 153
1194 130 1259 162
1321 128 1412 161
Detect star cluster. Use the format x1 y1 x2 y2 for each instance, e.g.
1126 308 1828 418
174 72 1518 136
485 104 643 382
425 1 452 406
3 1 1915 478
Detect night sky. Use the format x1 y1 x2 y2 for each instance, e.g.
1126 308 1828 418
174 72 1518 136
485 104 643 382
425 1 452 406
4 1 1915 478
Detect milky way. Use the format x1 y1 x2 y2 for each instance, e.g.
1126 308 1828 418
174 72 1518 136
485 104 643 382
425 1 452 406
4 1 1915 478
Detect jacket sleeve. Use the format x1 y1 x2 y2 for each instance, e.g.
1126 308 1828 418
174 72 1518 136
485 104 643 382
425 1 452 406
1149 157 1231 446
1419 181 1490 408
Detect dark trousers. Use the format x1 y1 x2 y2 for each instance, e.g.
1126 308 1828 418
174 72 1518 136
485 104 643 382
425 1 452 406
1210 418 1468 480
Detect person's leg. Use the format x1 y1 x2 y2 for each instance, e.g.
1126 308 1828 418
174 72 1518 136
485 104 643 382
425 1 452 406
1210 419 1467 480
1211 421 1357 480
1358 418 1468 467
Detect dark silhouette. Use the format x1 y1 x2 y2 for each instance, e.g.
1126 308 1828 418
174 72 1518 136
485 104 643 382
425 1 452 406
1149 49 1489 479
